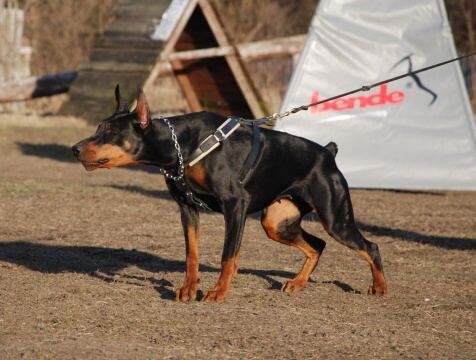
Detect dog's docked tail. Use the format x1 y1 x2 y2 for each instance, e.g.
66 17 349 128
324 142 338 158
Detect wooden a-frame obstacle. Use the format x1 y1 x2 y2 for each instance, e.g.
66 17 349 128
60 0 303 123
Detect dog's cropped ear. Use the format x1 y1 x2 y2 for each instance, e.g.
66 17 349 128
114 84 130 114
135 85 150 129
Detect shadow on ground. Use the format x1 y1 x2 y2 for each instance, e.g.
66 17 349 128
0 241 306 300
17 143 77 163
107 184 174 201
356 222 476 250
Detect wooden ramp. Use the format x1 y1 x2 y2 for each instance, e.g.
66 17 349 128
60 0 265 123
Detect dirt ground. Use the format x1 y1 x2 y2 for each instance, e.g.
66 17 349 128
0 113 475 359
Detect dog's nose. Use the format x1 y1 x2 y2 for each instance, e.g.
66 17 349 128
72 145 81 157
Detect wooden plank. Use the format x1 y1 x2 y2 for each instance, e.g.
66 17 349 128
238 35 305 61
80 61 152 73
114 1 171 17
146 33 304 89
93 36 159 49
162 35 305 62
103 20 158 37
89 48 159 64
164 46 233 61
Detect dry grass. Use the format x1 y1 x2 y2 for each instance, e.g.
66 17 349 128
23 0 117 75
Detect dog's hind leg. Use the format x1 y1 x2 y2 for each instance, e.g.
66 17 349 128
261 198 326 292
313 172 388 296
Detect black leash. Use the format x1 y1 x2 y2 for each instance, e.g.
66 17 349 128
259 50 476 125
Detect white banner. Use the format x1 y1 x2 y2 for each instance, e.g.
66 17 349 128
276 0 476 190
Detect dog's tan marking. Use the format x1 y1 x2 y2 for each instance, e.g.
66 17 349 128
176 224 200 301
80 143 140 170
186 161 208 189
202 257 237 303
80 141 98 160
357 250 389 296
262 198 301 239
98 144 139 168
262 199 323 292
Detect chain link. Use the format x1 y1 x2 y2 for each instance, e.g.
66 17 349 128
157 117 184 182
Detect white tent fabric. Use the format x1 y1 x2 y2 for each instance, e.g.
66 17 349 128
275 0 476 190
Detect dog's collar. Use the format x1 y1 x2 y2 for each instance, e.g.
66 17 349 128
155 117 185 181
156 116 242 182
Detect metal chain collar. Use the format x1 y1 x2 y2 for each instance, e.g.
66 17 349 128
157 117 184 181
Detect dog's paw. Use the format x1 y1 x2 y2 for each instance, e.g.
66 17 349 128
281 280 306 293
175 278 199 301
201 288 228 303
367 284 388 296
175 288 196 301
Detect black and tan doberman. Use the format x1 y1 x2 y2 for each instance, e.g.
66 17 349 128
72 85 388 302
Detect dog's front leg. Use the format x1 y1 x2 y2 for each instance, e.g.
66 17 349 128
175 204 201 301
202 198 248 303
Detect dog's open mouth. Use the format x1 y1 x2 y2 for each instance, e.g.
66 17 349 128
82 158 109 171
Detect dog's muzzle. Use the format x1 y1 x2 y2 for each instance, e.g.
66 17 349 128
71 144 109 171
